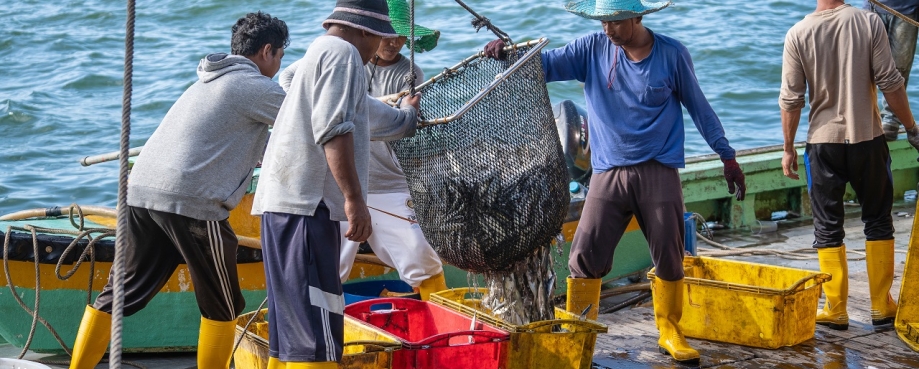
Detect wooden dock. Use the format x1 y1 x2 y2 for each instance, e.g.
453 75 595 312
591 203 919 369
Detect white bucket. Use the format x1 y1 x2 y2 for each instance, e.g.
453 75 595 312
0 359 52 369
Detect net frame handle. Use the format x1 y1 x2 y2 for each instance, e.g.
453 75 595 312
414 38 550 127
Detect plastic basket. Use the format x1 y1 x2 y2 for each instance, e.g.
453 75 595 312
648 256 830 349
0 359 52 369
344 298 510 369
430 288 607 369
896 200 919 351
344 280 420 306
232 309 401 369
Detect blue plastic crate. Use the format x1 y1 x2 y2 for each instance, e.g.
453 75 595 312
343 280 419 305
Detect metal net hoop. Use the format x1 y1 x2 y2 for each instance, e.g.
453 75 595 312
392 38 569 273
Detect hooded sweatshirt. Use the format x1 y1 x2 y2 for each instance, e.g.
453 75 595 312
128 53 286 221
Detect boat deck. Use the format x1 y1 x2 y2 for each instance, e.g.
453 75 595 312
4 204 919 368
591 202 919 369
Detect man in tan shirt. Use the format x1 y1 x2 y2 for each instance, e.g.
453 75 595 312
780 0 919 331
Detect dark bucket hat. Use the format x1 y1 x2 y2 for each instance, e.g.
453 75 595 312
323 0 398 38
566 0 671 21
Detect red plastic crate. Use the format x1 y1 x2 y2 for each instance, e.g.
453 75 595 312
344 298 510 369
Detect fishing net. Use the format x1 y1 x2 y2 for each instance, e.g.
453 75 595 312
392 39 568 274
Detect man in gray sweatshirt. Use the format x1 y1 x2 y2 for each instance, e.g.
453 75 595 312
68 12 288 369
251 0 419 366
275 0 446 301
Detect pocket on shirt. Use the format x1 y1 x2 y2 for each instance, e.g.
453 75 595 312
642 85 672 106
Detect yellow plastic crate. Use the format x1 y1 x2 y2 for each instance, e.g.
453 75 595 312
233 309 402 369
648 256 830 349
430 288 607 369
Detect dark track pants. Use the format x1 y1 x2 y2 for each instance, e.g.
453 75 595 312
261 206 344 362
805 135 894 247
569 161 686 282
93 206 245 321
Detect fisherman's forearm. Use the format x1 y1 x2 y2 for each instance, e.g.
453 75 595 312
781 109 802 151
883 85 917 130
324 132 363 201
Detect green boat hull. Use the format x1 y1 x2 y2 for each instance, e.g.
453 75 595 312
5 138 918 354
0 288 266 354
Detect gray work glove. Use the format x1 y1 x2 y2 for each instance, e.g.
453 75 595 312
907 123 919 153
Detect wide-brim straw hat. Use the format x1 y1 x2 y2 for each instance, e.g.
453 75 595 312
387 0 440 53
323 0 398 38
565 0 671 21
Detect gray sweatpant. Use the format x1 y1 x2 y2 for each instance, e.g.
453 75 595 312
569 161 686 282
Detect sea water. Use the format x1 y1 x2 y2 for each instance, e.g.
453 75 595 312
1 0 916 214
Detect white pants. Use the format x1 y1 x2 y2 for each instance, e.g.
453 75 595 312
340 192 443 287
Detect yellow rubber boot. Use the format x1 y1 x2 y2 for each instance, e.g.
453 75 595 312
417 272 448 301
69 305 111 369
286 362 338 368
566 277 601 320
197 316 236 369
652 278 700 364
816 245 849 330
866 239 898 326
267 357 287 369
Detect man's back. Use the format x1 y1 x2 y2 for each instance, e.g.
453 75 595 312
129 53 284 221
779 4 903 144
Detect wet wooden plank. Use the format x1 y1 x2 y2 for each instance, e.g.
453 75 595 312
591 206 919 368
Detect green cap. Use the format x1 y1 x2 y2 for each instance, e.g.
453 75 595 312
387 0 440 53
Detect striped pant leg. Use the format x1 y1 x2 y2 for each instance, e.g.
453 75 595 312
146 209 245 322
261 206 344 362
93 206 182 316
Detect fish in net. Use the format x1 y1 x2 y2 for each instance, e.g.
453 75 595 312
392 39 568 323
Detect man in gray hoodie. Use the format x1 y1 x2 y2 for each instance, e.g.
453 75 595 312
68 12 288 369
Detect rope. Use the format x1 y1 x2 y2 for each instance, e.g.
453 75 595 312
111 0 136 366
230 298 269 362
368 206 417 224
1 204 149 368
694 231 869 261
453 0 512 44
4 226 42 359
868 0 919 28
1 205 116 356
408 0 417 96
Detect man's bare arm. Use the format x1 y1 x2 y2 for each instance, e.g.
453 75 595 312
781 108 802 180
883 85 917 130
324 132 372 242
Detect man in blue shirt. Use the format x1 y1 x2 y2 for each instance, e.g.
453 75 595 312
865 0 918 141
486 0 745 364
